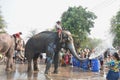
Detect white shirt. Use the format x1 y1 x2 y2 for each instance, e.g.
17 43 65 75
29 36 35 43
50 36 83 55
55 24 62 30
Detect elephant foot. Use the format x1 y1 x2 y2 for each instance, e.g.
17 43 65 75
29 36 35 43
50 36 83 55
34 64 39 71
11 66 15 71
45 74 51 79
34 68 39 71
53 70 58 74
44 70 49 74
27 72 33 77
6 68 12 71
34 65 39 71
27 68 32 72
27 69 32 72
28 66 32 72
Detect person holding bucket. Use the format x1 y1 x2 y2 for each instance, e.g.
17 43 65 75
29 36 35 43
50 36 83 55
106 52 120 80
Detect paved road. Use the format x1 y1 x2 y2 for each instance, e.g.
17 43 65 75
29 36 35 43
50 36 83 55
0 63 107 80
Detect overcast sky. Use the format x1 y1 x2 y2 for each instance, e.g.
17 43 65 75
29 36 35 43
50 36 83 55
0 0 120 40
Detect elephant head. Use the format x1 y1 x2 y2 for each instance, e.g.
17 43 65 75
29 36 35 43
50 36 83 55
60 30 87 60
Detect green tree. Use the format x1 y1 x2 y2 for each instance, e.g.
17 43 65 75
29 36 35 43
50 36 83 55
0 9 6 33
61 6 97 48
110 11 120 47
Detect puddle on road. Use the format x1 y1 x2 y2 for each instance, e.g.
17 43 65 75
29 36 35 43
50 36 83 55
0 64 106 80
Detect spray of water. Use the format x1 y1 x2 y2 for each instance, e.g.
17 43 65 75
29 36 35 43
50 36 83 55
89 32 115 59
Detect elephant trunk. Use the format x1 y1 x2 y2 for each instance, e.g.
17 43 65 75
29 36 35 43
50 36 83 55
67 43 87 61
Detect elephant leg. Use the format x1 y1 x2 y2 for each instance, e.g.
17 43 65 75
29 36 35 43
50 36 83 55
45 56 53 74
53 52 59 74
6 57 13 71
33 58 39 71
33 53 40 71
45 43 56 74
6 48 14 71
27 59 32 72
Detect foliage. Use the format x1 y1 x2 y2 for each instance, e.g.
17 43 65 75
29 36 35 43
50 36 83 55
110 11 120 47
61 6 97 48
0 10 6 33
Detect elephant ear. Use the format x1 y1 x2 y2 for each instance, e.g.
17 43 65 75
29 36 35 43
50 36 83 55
62 31 72 42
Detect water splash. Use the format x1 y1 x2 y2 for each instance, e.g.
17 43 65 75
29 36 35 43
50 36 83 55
89 32 115 59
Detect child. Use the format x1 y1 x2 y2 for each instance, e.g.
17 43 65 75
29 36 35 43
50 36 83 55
106 52 120 80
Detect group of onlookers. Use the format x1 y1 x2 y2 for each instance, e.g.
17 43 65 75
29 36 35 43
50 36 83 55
57 47 120 80
59 49 72 67
77 47 120 80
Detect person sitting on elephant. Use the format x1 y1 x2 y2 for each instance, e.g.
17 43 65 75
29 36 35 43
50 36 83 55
13 32 22 50
13 32 22 38
55 21 62 41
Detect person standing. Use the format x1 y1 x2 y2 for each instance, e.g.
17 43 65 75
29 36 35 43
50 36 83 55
12 32 24 63
98 54 104 70
15 38 25 63
106 52 120 80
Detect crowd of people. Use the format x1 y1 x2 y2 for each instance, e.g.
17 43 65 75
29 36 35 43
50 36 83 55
55 47 120 80
59 49 72 67
73 48 120 80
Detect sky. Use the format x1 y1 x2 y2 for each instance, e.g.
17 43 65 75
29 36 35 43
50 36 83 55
0 0 120 40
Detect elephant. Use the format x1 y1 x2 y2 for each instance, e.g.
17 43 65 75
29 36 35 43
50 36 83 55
0 33 22 71
25 30 87 74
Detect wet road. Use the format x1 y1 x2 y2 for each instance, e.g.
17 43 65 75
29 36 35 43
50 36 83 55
0 63 107 80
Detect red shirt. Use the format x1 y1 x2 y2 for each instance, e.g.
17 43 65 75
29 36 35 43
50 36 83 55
15 33 21 38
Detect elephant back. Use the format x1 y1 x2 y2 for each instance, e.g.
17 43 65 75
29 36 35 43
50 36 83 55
25 31 58 53
29 31 58 42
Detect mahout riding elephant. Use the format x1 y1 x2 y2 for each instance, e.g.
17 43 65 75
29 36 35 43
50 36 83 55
0 33 22 71
25 30 87 74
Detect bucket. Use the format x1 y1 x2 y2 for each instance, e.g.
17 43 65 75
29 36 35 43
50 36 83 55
72 57 80 67
81 59 89 70
91 59 100 72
